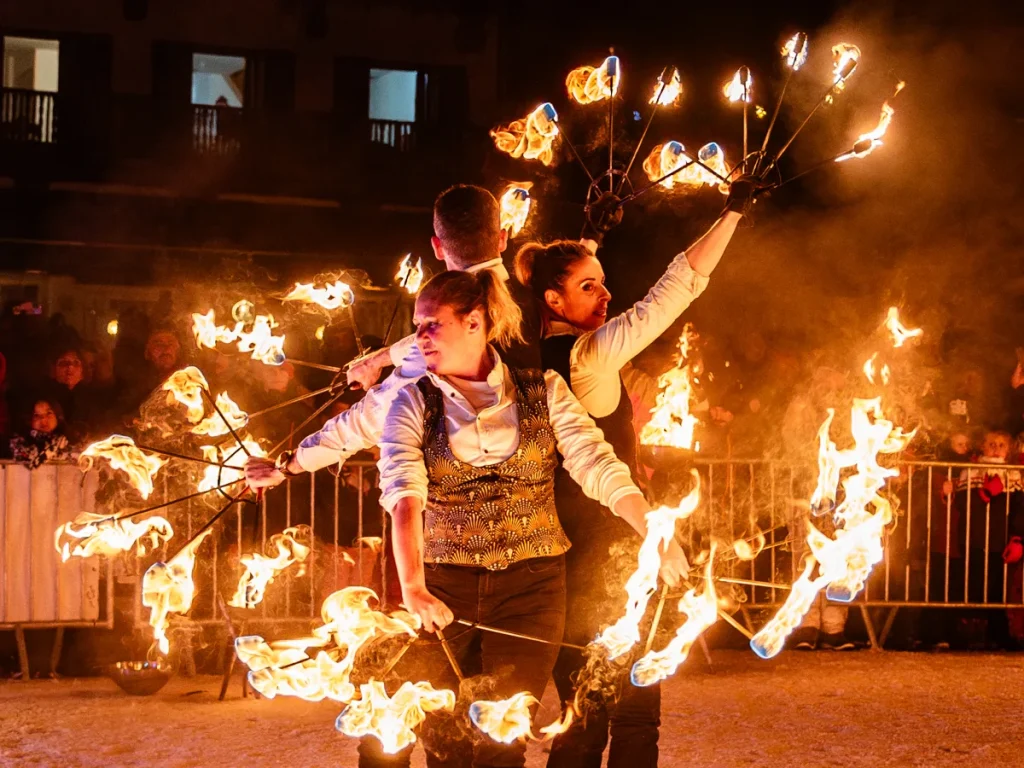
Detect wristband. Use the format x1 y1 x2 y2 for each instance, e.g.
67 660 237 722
275 450 300 477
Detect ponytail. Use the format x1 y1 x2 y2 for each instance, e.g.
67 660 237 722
513 239 593 303
417 270 524 349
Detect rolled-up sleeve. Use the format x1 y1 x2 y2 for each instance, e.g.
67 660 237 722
295 369 415 473
377 383 429 513
570 251 710 418
544 370 643 511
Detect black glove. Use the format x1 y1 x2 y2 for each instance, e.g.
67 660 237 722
724 175 764 216
582 192 624 245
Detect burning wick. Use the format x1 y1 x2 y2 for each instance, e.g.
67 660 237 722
650 67 681 106
499 183 533 237
490 103 559 166
782 31 809 71
566 55 620 105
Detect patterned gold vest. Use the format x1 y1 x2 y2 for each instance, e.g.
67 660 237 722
418 367 571 570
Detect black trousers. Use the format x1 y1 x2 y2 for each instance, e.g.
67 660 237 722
358 555 566 768
546 521 661 768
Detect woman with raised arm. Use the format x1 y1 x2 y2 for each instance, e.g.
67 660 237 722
364 269 686 768
514 182 757 768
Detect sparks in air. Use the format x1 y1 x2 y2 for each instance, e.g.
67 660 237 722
650 68 681 106
395 254 423 293
782 32 809 70
499 183 533 237
566 55 620 105
723 67 752 103
490 103 559 166
283 280 355 311
884 306 922 347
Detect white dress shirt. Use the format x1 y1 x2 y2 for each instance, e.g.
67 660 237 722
548 251 709 419
295 258 509 473
378 348 643 514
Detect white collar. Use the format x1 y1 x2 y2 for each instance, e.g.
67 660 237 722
465 257 510 282
544 318 582 339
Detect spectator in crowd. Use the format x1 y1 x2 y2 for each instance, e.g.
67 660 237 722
9 399 73 469
955 428 1024 648
117 325 185 421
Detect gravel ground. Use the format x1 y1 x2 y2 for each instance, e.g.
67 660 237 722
2 650 1023 767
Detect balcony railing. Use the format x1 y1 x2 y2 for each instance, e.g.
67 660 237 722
193 104 243 156
369 119 415 152
1 88 57 144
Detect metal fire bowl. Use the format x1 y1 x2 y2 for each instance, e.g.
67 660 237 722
640 444 698 472
107 660 174 696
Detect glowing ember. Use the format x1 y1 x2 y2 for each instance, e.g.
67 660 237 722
499 183 533 236
566 55 620 105
631 552 719 686
593 471 700 660
191 392 249 437
55 511 173 562
283 281 355 310
337 680 456 754
191 308 286 366
884 306 922 347
782 32 809 71
198 437 264 493
470 692 537 744
80 435 167 500
142 530 212 655
236 587 420 703
490 103 559 166
228 525 312 609
640 324 700 449
650 68 682 106
723 67 752 103
162 366 210 424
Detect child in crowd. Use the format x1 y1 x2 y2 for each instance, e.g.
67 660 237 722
9 399 73 469
955 429 1024 648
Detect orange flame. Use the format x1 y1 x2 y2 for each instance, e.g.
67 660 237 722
862 354 891 386
782 32 809 71
191 309 286 366
835 102 896 162
283 281 355 310
640 324 701 449
470 692 538 744
499 183 534 236
829 43 861 99
191 392 249 437
142 529 212 655
631 552 719 686
593 471 700 660
228 525 312 609
235 587 420 703
162 366 210 424
198 437 264 493
566 55 620 105
337 680 456 754
723 67 752 103
80 435 167 500
396 254 424 294
55 511 173 562
490 103 559 166
650 68 682 106
732 529 766 561
884 306 922 348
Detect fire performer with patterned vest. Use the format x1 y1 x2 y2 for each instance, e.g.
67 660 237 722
512 179 758 768
362 269 686 768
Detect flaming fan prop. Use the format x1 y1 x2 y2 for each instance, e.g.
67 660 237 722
487 36 905 226
749 307 920 659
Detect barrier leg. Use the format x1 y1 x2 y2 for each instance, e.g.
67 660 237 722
49 627 64 677
879 607 900 648
698 635 713 666
859 605 882 651
15 627 30 680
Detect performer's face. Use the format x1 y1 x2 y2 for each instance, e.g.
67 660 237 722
413 297 487 376
545 255 611 332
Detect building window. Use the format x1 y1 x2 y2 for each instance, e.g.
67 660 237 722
3 36 59 92
369 69 417 123
191 53 245 107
